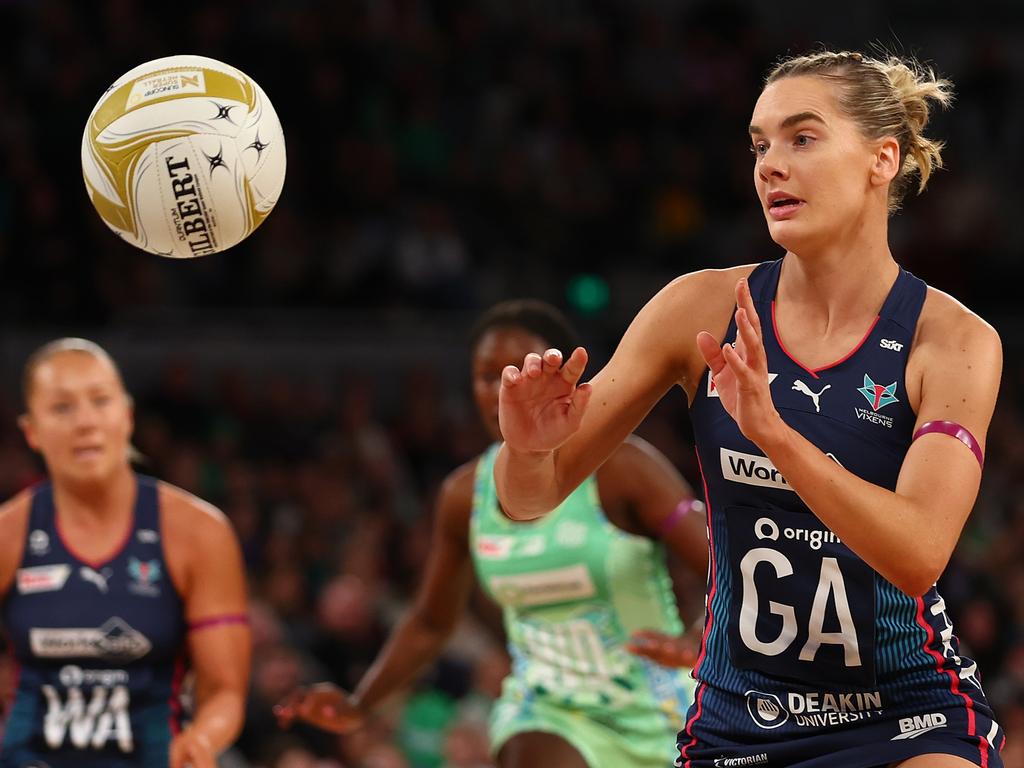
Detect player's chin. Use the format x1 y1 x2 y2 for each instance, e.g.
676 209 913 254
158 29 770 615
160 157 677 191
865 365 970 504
764 218 816 253
63 455 120 484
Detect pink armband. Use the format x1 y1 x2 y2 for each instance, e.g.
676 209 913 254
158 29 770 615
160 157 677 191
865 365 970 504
912 420 984 469
658 498 706 536
187 613 250 632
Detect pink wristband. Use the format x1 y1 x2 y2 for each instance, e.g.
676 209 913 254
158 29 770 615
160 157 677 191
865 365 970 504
187 613 250 632
659 498 706 535
912 420 984 469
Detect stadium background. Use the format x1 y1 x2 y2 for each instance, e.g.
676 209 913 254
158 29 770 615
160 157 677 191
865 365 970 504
1 1 1023 766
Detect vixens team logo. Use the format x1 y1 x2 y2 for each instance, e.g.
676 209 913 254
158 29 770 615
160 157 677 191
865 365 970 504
857 374 899 411
127 557 162 598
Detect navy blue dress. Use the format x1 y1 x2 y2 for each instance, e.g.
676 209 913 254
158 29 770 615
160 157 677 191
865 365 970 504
679 260 1003 768
2 475 186 767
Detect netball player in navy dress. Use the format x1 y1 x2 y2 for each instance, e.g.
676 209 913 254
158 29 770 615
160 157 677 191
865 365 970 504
493 51 1005 768
0 339 250 768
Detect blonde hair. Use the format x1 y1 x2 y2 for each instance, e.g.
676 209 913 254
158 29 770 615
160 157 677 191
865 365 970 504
766 50 954 213
22 338 144 464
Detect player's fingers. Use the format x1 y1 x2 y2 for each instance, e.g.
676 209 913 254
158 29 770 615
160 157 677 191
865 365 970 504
501 365 522 388
541 348 563 374
570 381 593 423
629 629 660 643
625 637 653 656
186 745 216 768
738 278 764 339
626 635 670 664
312 700 338 720
627 629 664 649
631 630 696 668
187 730 217 768
560 347 589 385
721 343 755 384
735 309 766 370
696 332 725 374
184 744 216 768
736 277 756 322
169 740 184 768
733 313 748 362
625 641 649 658
523 352 543 378
273 705 294 728
273 691 304 727
677 646 699 668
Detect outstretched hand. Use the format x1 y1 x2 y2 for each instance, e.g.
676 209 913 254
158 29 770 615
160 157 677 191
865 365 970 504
696 278 784 449
498 347 593 454
274 683 364 735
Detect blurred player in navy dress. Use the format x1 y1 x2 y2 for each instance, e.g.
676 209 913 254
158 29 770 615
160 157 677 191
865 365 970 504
0 339 250 768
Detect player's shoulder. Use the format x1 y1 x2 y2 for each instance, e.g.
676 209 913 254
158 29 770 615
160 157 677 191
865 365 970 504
0 489 34 593
0 487 33 526
598 434 671 493
442 457 479 501
657 263 760 307
605 434 667 471
642 263 761 341
157 481 236 547
437 457 480 533
638 263 760 385
918 285 1002 358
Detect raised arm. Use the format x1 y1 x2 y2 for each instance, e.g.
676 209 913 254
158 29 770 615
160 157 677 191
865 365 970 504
495 267 749 520
276 462 477 733
701 280 1001 597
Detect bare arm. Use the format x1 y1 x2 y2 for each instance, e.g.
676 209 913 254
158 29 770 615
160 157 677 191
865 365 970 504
600 437 708 668
163 487 250 768
0 492 30 599
598 436 708 578
496 267 749 520
277 462 479 734
704 282 1001 597
351 463 477 710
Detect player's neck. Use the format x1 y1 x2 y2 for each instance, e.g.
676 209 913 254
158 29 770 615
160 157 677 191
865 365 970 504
52 465 136 527
777 239 898 329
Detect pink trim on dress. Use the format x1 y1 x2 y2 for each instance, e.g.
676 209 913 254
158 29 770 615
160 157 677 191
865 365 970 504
770 301 881 379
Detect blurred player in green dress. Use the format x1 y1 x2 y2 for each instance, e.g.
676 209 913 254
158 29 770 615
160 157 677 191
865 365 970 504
277 300 707 767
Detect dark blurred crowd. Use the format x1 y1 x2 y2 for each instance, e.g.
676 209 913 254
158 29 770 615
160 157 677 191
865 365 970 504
2 0 1023 325
2 0 1024 766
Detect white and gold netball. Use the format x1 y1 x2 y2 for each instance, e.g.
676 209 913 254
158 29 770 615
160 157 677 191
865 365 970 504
81 54 286 258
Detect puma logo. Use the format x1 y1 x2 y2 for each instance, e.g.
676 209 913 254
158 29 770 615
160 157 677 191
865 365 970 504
792 380 831 413
79 566 112 593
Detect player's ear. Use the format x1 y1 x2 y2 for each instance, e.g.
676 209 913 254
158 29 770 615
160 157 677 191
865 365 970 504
870 136 900 187
18 412 40 452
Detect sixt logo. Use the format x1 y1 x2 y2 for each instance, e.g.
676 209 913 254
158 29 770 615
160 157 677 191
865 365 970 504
857 374 899 411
